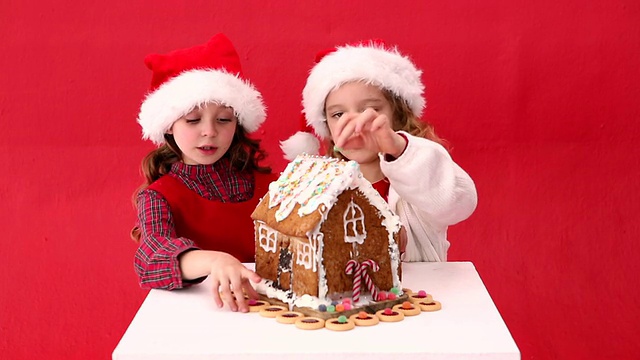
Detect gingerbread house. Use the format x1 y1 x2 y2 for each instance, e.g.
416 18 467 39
252 154 402 308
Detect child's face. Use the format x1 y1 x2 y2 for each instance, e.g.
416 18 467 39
168 103 238 166
324 81 394 164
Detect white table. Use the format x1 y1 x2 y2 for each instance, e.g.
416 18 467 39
113 262 520 360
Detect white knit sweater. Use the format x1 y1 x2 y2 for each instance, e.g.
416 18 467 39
382 132 478 262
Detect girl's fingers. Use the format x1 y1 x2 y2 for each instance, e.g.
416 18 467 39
218 280 238 312
211 280 224 309
231 268 262 312
354 109 378 133
241 269 261 299
369 113 389 132
243 281 260 300
338 110 386 149
333 112 352 138
230 276 249 312
336 118 358 148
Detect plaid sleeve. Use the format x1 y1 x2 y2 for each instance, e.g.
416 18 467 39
133 189 203 290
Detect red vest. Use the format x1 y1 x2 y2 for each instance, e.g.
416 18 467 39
148 172 275 262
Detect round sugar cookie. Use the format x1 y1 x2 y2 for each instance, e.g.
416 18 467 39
259 305 287 318
418 300 442 312
325 317 356 331
295 317 325 330
408 291 434 304
349 312 380 326
376 308 405 322
247 299 270 313
393 301 421 316
276 311 305 324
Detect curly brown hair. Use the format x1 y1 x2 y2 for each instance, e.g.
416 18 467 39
325 88 448 160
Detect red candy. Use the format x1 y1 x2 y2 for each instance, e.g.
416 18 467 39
387 293 397 300
377 292 388 301
383 308 393 315
343 303 352 310
248 299 257 306
342 298 352 304
418 290 427 297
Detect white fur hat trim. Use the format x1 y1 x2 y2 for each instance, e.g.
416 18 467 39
138 69 266 145
302 44 425 139
280 131 321 161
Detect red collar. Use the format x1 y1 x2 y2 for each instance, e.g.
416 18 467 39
371 178 390 201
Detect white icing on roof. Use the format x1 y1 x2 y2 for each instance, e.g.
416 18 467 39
268 154 401 235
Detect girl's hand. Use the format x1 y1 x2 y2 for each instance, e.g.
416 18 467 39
333 109 407 157
207 252 262 313
398 225 408 260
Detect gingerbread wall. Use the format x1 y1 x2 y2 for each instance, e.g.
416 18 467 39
1 1 638 359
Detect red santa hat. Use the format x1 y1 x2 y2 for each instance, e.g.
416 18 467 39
137 33 266 145
281 39 425 161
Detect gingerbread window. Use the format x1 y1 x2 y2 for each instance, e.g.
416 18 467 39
343 199 367 244
257 222 277 253
295 241 313 270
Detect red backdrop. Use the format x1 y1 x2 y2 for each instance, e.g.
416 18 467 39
1 1 639 359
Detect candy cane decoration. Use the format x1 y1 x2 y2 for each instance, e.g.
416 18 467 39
345 259 362 302
361 259 379 301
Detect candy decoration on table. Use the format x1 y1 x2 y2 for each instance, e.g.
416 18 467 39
325 315 356 331
409 290 434 304
345 259 363 302
393 301 421 316
376 307 405 322
361 259 380 301
247 299 270 312
350 311 380 326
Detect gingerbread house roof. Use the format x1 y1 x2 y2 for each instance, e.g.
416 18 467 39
252 154 400 237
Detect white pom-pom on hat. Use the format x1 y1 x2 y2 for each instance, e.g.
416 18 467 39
280 131 321 161
280 114 322 160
